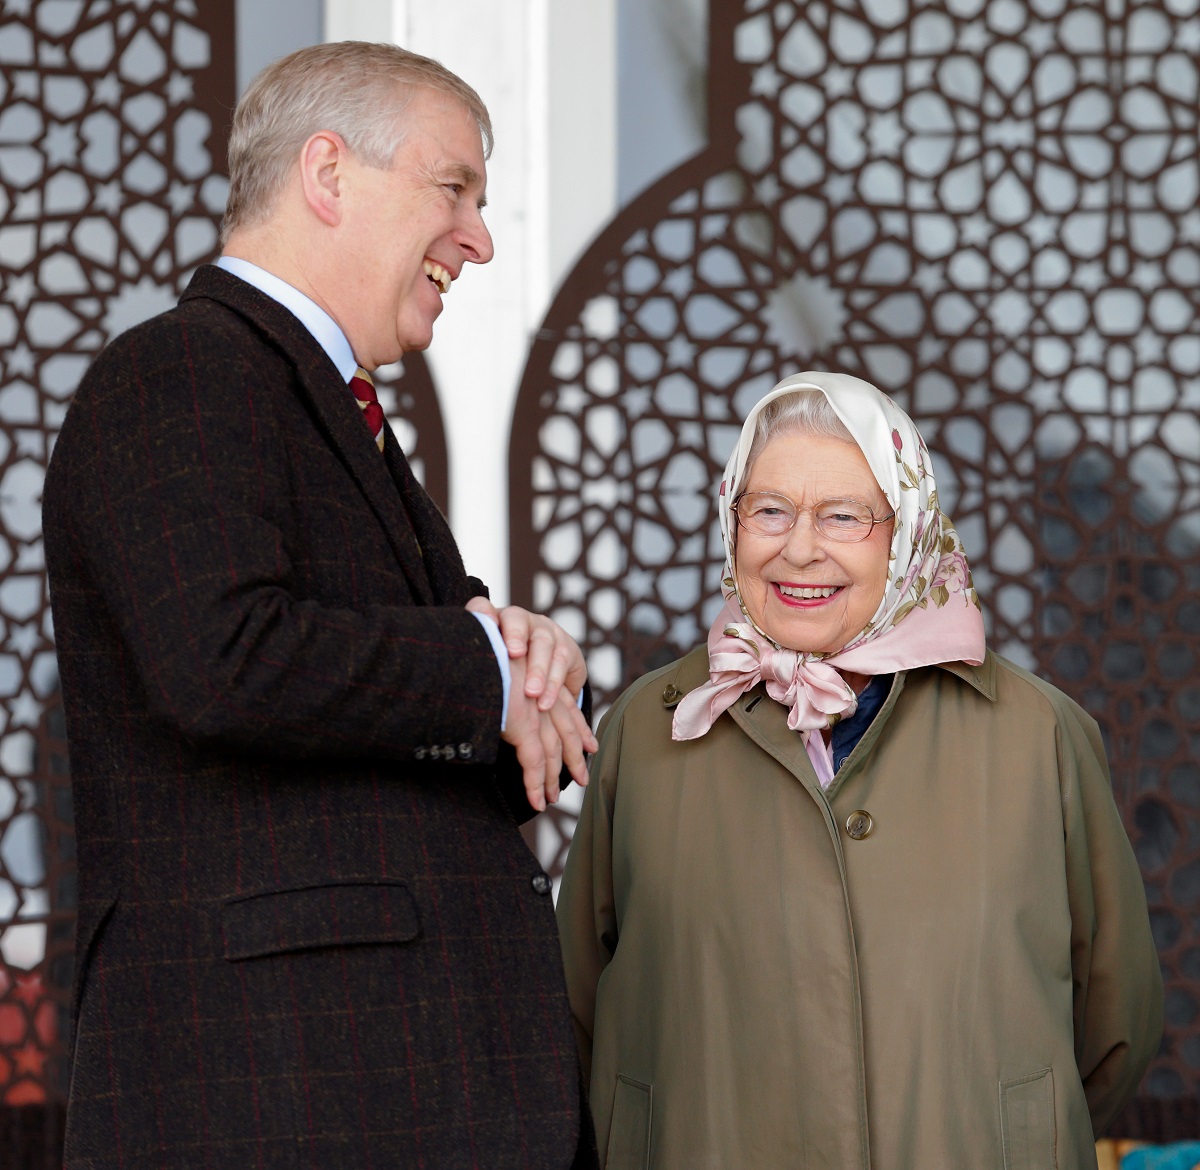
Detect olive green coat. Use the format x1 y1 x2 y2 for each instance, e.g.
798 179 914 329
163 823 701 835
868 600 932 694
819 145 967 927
557 647 1162 1170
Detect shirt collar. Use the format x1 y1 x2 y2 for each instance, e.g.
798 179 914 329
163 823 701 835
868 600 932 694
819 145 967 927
215 256 358 383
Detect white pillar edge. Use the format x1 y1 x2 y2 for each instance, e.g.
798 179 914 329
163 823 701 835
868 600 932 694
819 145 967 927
320 0 618 606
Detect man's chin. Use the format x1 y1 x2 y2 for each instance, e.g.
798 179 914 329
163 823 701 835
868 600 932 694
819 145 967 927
399 311 441 354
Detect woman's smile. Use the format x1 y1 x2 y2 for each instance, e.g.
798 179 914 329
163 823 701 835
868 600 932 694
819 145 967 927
773 582 843 603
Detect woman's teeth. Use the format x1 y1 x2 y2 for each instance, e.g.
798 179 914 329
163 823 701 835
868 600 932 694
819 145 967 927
778 585 838 599
424 261 451 293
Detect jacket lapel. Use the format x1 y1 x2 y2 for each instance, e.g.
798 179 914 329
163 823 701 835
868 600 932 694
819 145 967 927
382 435 472 605
182 266 435 604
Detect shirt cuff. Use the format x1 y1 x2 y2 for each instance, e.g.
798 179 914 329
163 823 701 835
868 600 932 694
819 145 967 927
470 611 511 731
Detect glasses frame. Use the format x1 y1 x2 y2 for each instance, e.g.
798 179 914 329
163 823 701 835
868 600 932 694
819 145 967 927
732 491 896 544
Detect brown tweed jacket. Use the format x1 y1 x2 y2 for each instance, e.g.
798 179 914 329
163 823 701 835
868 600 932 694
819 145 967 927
44 265 595 1170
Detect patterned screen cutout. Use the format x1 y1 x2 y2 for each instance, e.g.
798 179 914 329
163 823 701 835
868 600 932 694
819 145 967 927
0 0 448 1114
512 0 1200 1112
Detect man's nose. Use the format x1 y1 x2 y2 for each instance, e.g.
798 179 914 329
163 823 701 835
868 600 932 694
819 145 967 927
459 210 494 265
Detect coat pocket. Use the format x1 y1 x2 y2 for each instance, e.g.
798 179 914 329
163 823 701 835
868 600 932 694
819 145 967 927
221 880 420 960
605 1075 652 1170
1000 1068 1057 1170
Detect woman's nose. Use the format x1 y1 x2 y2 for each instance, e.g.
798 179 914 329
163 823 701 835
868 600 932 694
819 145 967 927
779 513 825 564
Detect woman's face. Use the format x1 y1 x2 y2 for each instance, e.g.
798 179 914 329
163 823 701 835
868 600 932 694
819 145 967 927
735 430 893 655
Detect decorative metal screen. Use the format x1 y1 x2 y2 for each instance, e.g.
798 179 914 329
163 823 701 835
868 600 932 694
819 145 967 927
0 1 448 1146
512 0 1200 1125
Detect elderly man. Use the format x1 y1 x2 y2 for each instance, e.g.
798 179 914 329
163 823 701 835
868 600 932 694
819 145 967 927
44 42 598 1170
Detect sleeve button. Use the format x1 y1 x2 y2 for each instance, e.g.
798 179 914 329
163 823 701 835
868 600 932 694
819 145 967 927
458 742 473 759
414 747 427 760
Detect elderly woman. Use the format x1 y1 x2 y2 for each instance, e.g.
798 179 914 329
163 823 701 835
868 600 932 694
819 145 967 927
557 372 1162 1170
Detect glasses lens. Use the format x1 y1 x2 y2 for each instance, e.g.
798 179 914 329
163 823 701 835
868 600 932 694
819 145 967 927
814 500 875 542
737 493 796 535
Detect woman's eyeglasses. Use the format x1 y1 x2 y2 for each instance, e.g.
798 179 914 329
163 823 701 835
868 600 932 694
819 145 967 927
733 492 895 543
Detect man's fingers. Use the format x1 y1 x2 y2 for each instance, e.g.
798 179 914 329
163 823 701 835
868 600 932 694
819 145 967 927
501 657 546 811
548 697 593 787
465 595 500 622
523 619 586 709
563 654 588 700
496 605 532 659
510 710 548 812
540 715 562 805
500 645 593 812
535 644 573 711
522 621 557 699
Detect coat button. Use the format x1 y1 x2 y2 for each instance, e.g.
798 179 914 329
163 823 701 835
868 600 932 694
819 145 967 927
531 872 552 896
845 810 874 840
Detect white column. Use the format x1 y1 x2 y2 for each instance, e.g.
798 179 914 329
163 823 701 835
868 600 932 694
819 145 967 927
545 2 619 283
322 0 398 43
324 0 618 602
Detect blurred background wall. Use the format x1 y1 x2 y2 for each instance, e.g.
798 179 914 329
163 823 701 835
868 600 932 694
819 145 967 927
0 0 1196 1161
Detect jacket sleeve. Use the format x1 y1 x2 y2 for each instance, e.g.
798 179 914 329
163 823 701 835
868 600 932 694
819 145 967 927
1060 702 1163 1134
555 704 622 1091
45 314 504 766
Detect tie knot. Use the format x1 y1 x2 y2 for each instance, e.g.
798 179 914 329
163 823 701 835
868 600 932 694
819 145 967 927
350 366 378 404
349 366 385 452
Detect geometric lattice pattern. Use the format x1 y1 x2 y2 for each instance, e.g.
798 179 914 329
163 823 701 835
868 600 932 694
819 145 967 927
0 1 448 1119
512 0 1200 1109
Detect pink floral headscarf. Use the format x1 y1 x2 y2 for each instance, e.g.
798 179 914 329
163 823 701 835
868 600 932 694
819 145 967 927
672 371 986 785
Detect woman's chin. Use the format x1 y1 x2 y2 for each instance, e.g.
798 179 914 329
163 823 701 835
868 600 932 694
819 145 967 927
760 617 846 656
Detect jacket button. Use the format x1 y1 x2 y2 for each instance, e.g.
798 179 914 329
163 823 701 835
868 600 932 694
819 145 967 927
531 872 552 896
662 684 682 707
845 810 874 840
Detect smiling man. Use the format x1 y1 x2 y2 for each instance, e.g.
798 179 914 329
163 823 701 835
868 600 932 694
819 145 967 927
44 42 598 1170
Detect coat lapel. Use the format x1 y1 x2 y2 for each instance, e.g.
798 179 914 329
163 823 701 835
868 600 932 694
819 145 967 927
383 435 472 605
182 266 435 604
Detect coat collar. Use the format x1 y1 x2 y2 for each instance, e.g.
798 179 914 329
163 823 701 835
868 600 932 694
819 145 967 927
936 653 998 701
181 265 435 604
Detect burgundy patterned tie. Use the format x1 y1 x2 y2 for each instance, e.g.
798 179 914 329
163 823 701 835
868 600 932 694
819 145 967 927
349 366 385 452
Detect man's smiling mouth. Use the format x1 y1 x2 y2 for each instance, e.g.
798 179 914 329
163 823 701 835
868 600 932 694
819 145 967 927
424 260 451 293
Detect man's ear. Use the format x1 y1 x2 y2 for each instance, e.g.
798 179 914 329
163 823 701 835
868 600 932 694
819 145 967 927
299 131 347 227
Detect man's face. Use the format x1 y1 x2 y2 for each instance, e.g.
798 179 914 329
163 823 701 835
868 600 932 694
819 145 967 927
335 87 493 368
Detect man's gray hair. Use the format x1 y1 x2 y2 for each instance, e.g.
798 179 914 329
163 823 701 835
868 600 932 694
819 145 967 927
221 41 493 244
746 388 855 471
